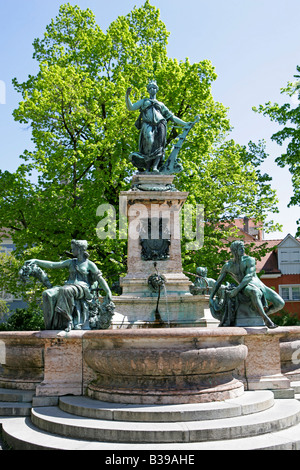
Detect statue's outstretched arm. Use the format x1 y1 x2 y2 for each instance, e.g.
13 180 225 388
171 113 200 127
97 275 112 301
125 87 143 112
171 115 189 126
26 259 71 270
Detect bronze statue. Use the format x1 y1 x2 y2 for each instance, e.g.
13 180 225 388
126 80 199 173
21 240 114 331
189 267 217 295
209 240 285 328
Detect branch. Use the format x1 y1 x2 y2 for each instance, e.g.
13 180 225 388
75 161 94 183
58 87 76 145
75 149 106 183
101 104 106 120
7 225 22 232
19 209 28 229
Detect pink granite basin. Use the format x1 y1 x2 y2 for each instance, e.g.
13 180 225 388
83 327 248 404
279 326 300 379
0 332 44 390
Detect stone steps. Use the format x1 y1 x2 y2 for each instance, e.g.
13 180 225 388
28 399 300 444
2 416 300 450
291 381 300 394
0 388 34 403
2 391 300 450
0 402 32 417
58 391 275 422
0 388 34 417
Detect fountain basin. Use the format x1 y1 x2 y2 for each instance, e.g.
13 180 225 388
279 326 300 381
1 328 298 402
0 332 44 390
84 327 248 404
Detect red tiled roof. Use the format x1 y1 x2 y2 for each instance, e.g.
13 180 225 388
252 239 281 273
253 237 300 273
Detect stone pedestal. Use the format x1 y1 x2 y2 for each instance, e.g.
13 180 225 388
113 173 217 328
120 174 191 295
112 293 218 328
131 173 177 192
237 327 291 391
35 331 83 397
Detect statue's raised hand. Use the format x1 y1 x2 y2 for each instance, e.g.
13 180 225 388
25 259 37 265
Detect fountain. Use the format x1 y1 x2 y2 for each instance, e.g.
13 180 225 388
81 82 249 403
81 82 287 405
0 80 290 409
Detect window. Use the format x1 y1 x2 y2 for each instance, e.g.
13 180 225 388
292 286 300 301
279 285 300 301
278 245 300 274
280 250 300 263
281 287 290 301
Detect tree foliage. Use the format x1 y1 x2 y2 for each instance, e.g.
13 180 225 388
0 1 280 305
254 66 300 236
0 308 44 331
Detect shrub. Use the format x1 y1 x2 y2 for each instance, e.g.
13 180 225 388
273 310 300 326
0 308 45 331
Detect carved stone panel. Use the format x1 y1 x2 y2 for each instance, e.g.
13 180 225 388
140 217 171 261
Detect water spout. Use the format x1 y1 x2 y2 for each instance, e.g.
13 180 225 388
162 283 170 327
147 262 169 327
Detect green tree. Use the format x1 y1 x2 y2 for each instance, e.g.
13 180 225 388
254 66 300 236
0 308 45 331
0 1 280 306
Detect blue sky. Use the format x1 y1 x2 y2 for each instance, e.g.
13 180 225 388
0 0 299 239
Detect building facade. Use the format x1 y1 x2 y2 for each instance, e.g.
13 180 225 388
258 234 300 316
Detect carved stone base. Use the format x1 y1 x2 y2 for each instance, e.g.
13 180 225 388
84 328 247 404
112 293 219 329
35 331 83 397
3 327 300 402
131 173 177 192
0 332 44 391
119 183 189 297
236 327 291 392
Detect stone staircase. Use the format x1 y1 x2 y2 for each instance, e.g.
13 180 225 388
1 389 300 450
0 387 34 417
291 381 300 401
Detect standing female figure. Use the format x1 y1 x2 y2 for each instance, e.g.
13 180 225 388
126 80 191 172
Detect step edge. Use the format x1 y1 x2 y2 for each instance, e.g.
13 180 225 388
2 417 300 451
30 400 300 444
